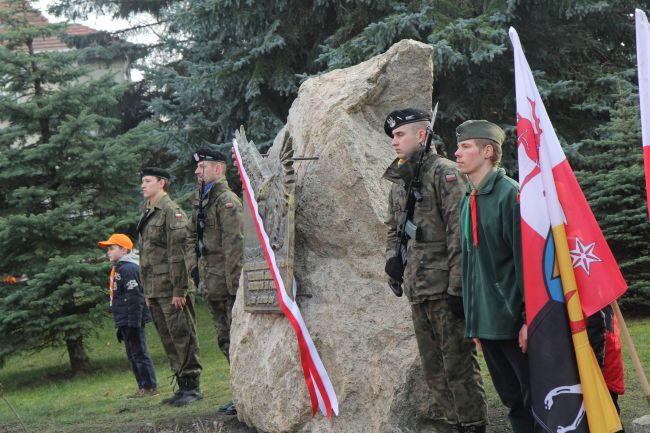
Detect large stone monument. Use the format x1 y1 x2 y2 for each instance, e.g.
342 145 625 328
230 39 440 433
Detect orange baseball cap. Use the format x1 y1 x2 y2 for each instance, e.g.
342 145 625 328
97 234 133 250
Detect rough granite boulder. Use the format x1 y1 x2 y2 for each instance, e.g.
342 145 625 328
634 415 650 433
230 39 441 433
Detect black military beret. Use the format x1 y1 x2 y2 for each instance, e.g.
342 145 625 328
140 167 171 180
384 108 430 137
192 148 227 163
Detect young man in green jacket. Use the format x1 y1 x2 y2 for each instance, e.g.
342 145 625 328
455 120 539 433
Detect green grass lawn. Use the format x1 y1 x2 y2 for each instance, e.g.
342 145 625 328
0 300 232 433
1 303 649 433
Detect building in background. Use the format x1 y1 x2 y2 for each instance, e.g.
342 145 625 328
1 1 131 82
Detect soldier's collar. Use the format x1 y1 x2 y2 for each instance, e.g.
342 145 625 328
201 181 215 199
210 176 229 193
382 157 414 184
147 192 168 209
200 177 229 201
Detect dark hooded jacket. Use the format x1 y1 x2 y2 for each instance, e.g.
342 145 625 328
111 252 151 328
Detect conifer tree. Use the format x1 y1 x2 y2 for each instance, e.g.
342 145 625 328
574 85 650 312
0 0 158 372
49 0 650 310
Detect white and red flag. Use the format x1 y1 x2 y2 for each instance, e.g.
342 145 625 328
635 8 650 221
233 138 339 417
511 29 627 320
511 27 625 433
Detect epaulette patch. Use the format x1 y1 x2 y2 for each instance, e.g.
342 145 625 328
175 212 184 219
445 174 457 182
225 203 234 209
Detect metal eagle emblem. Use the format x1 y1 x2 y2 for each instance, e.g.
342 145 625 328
235 126 296 313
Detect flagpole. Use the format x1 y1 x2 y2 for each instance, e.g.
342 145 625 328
551 224 622 433
612 301 650 405
511 25 628 431
635 9 650 221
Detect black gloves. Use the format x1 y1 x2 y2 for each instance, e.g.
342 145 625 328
191 266 200 288
385 257 404 282
388 278 403 297
116 328 123 343
446 295 465 319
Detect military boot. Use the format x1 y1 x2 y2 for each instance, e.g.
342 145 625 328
171 375 203 406
224 402 237 416
161 376 185 405
218 401 232 412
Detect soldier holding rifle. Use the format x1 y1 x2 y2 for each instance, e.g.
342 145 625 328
187 149 243 415
383 108 487 433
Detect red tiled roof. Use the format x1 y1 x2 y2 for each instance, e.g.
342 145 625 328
33 23 98 52
0 2 99 52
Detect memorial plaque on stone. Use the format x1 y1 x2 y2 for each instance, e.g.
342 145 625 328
237 127 296 313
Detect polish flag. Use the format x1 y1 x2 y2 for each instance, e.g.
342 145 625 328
635 9 650 221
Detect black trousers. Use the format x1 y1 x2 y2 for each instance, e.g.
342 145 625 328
480 339 542 433
122 326 158 390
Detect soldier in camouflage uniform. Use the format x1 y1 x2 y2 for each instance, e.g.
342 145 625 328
137 167 202 406
186 149 243 415
382 109 487 433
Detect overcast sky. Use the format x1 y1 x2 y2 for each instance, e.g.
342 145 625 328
32 0 160 45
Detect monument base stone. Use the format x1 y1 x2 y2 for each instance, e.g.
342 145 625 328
230 39 442 433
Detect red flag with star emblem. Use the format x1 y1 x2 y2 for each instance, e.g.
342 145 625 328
511 31 627 319
511 27 625 433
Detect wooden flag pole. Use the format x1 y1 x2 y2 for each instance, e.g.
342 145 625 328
612 301 650 405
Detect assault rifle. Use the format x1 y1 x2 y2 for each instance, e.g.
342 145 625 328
196 175 207 258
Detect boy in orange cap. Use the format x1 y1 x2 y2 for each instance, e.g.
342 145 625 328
98 233 158 398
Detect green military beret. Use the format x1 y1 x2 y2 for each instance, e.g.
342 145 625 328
456 120 505 145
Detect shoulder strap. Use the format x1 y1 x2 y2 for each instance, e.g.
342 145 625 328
427 155 445 224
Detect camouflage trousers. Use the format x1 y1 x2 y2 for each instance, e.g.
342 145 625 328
411 297 487 426
205 295 235 363
148 295 202 378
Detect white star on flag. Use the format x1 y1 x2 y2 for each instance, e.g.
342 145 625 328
570 238 602 276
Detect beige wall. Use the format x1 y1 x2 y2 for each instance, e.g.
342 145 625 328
1 52 130 146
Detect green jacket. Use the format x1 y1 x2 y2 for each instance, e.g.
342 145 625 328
459 168 525 340
138 193 191 299
186 177 243 300
383 151 466 303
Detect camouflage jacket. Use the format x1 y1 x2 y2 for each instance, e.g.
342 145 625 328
383 151 466 303
186 177 243 300
138 193 191 299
